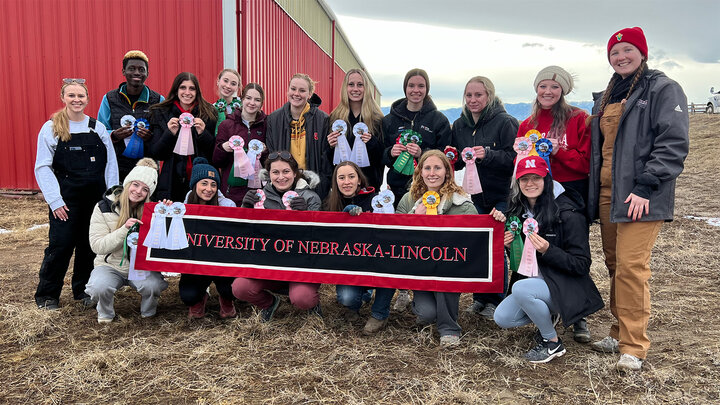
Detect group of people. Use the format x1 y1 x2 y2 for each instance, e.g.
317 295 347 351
32 27 689 371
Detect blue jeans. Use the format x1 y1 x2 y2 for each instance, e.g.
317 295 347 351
493 277 559 340
473 201 508 306
336 285 395 320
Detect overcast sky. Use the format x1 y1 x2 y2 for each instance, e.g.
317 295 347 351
324 0 720 109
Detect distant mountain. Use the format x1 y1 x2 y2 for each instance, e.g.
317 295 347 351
381 102 593 123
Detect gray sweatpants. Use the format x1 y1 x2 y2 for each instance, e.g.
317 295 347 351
85 265 168 319
412 291 461 337
493 277 559 340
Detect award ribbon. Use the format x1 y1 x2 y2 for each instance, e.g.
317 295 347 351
461 147 483 194
371 190 395 214
143 203 169 249
229 136 255 178
517 218 540 277
506 216 524 272
422 191 440 215
165 202 189 250
392 130 422 175
331 120 352 164
512 137 533 181
246 139 265 189
214 99 228 135
119 114 136 149
126 231 148 281
351 122 370 167
444 146 459 166
123 118 148 159
525 129 541 157
173 113 195 156
535 138 553 177
254 189 266 209
282 191 299 210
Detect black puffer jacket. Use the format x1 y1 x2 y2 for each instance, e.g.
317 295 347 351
451 104 518 212
381 98 451 194
266 94 331 200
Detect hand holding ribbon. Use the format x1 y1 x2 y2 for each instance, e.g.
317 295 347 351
282 191 299 210
422 191 440 215
517 218 539 277
254 189 266 209
505 216 524 272
461 147 483 194
229 136 255 178
123 118 148 159
392 130 422 175
173 113 195 156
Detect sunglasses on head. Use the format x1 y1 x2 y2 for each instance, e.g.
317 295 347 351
63 78 86 84
268 151 292 160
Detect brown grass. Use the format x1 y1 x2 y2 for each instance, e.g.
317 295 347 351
1 115 720 404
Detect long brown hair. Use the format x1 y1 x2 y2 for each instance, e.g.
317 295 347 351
151 72 217 122
329 69 384 138
52 82 90 142
323 161 369 212
410 150 466 202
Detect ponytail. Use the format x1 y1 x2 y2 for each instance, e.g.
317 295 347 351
51 108 71 142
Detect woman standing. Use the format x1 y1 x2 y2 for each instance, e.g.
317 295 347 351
232 152 323 322
149 72 217 201
493 156 603 363
213 83 268 206
327 69 385 190
266 74 331 199
323 161 395 334
213 69 242 136
34 78 119 309
587 27 689 371
450 76 518 320
181 158 237 319
396 150 477 347
85 158 168 323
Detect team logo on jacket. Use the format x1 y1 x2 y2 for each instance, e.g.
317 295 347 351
637 99 648 108
420 125 433 133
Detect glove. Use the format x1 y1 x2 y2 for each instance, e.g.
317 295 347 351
290 196 308 211
343 204 362 216
241 190 260 208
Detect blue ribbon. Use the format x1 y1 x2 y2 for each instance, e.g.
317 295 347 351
122 118 148 159
535 138 553 177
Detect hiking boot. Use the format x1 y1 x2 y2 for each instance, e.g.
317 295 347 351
573 318 591 343
616 353 643 371
393 290 411 311
591 336 620 353
342 308 361 323
81 296 97 309
465 300 486 314
478 303 497 320
188 294 208 319
219 296 237 319
525 338 566 363
440 334 461 348
98 316 113 324
37 298 59 310
260 295 280 322
363 316 388 335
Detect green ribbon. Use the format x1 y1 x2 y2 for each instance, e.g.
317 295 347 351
214 97 242 137
506 216 524 272
119 222 140 266
392 130 422 175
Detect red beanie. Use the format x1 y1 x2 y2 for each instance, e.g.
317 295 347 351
607 27 648 60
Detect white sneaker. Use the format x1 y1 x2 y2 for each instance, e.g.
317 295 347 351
393 290 411 311
98 317 113 324
591 336 620 353
616 353 643 371
440 334 460 348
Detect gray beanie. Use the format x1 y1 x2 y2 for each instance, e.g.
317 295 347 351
534 66 573 95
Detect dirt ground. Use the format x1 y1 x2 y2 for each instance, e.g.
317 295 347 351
1 115 719 404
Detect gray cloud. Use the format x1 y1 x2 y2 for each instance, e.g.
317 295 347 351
522 43 544 48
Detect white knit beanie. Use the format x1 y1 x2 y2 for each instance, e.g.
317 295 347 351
534 66 574 95
123 158 159 196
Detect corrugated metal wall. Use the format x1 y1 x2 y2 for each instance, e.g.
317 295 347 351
0 0 224 190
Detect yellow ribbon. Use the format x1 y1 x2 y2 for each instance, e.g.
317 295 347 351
422 191 440 215
525 129 542 157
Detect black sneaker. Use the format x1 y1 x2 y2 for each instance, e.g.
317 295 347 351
81 296 97 309
525 338 566 363
37 298 59 310
573 318 591 343
260 295 280 323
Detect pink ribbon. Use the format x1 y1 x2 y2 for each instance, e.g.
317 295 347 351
517 218 539 277
254 189 266 209
512 137 532 181
173 113 195 156
229 136 255 178
461 147 482 194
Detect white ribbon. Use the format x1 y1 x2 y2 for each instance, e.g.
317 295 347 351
351 123 371 167
143 204 169 249
165 202 189 250
127 232 147 281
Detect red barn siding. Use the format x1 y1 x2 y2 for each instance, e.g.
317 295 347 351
0 0 223 190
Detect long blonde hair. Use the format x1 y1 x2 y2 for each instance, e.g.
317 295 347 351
52 82 89 142
410 150 467 202
329 69 384 138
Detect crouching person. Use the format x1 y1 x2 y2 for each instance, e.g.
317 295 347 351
85 158 168 323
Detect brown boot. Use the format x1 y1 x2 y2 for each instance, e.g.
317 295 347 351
219 296 237 319
363 316 388 335
188 294 208 319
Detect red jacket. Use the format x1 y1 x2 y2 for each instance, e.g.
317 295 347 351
517 108 590 182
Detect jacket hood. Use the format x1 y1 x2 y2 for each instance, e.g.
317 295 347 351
259 169 321 190
389 97 439 121
556 187 585 213
309 93 322 107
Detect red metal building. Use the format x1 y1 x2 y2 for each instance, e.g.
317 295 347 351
0 0 379 191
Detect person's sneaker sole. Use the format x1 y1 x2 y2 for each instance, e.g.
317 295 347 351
574 331 592 343
98 317 113 324
528 348 566 364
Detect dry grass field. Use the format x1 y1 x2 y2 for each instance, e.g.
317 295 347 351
1 115 719 404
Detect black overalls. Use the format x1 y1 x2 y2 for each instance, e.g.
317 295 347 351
35 119 108 304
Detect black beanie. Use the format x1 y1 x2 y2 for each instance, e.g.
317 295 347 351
189 157 219 190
